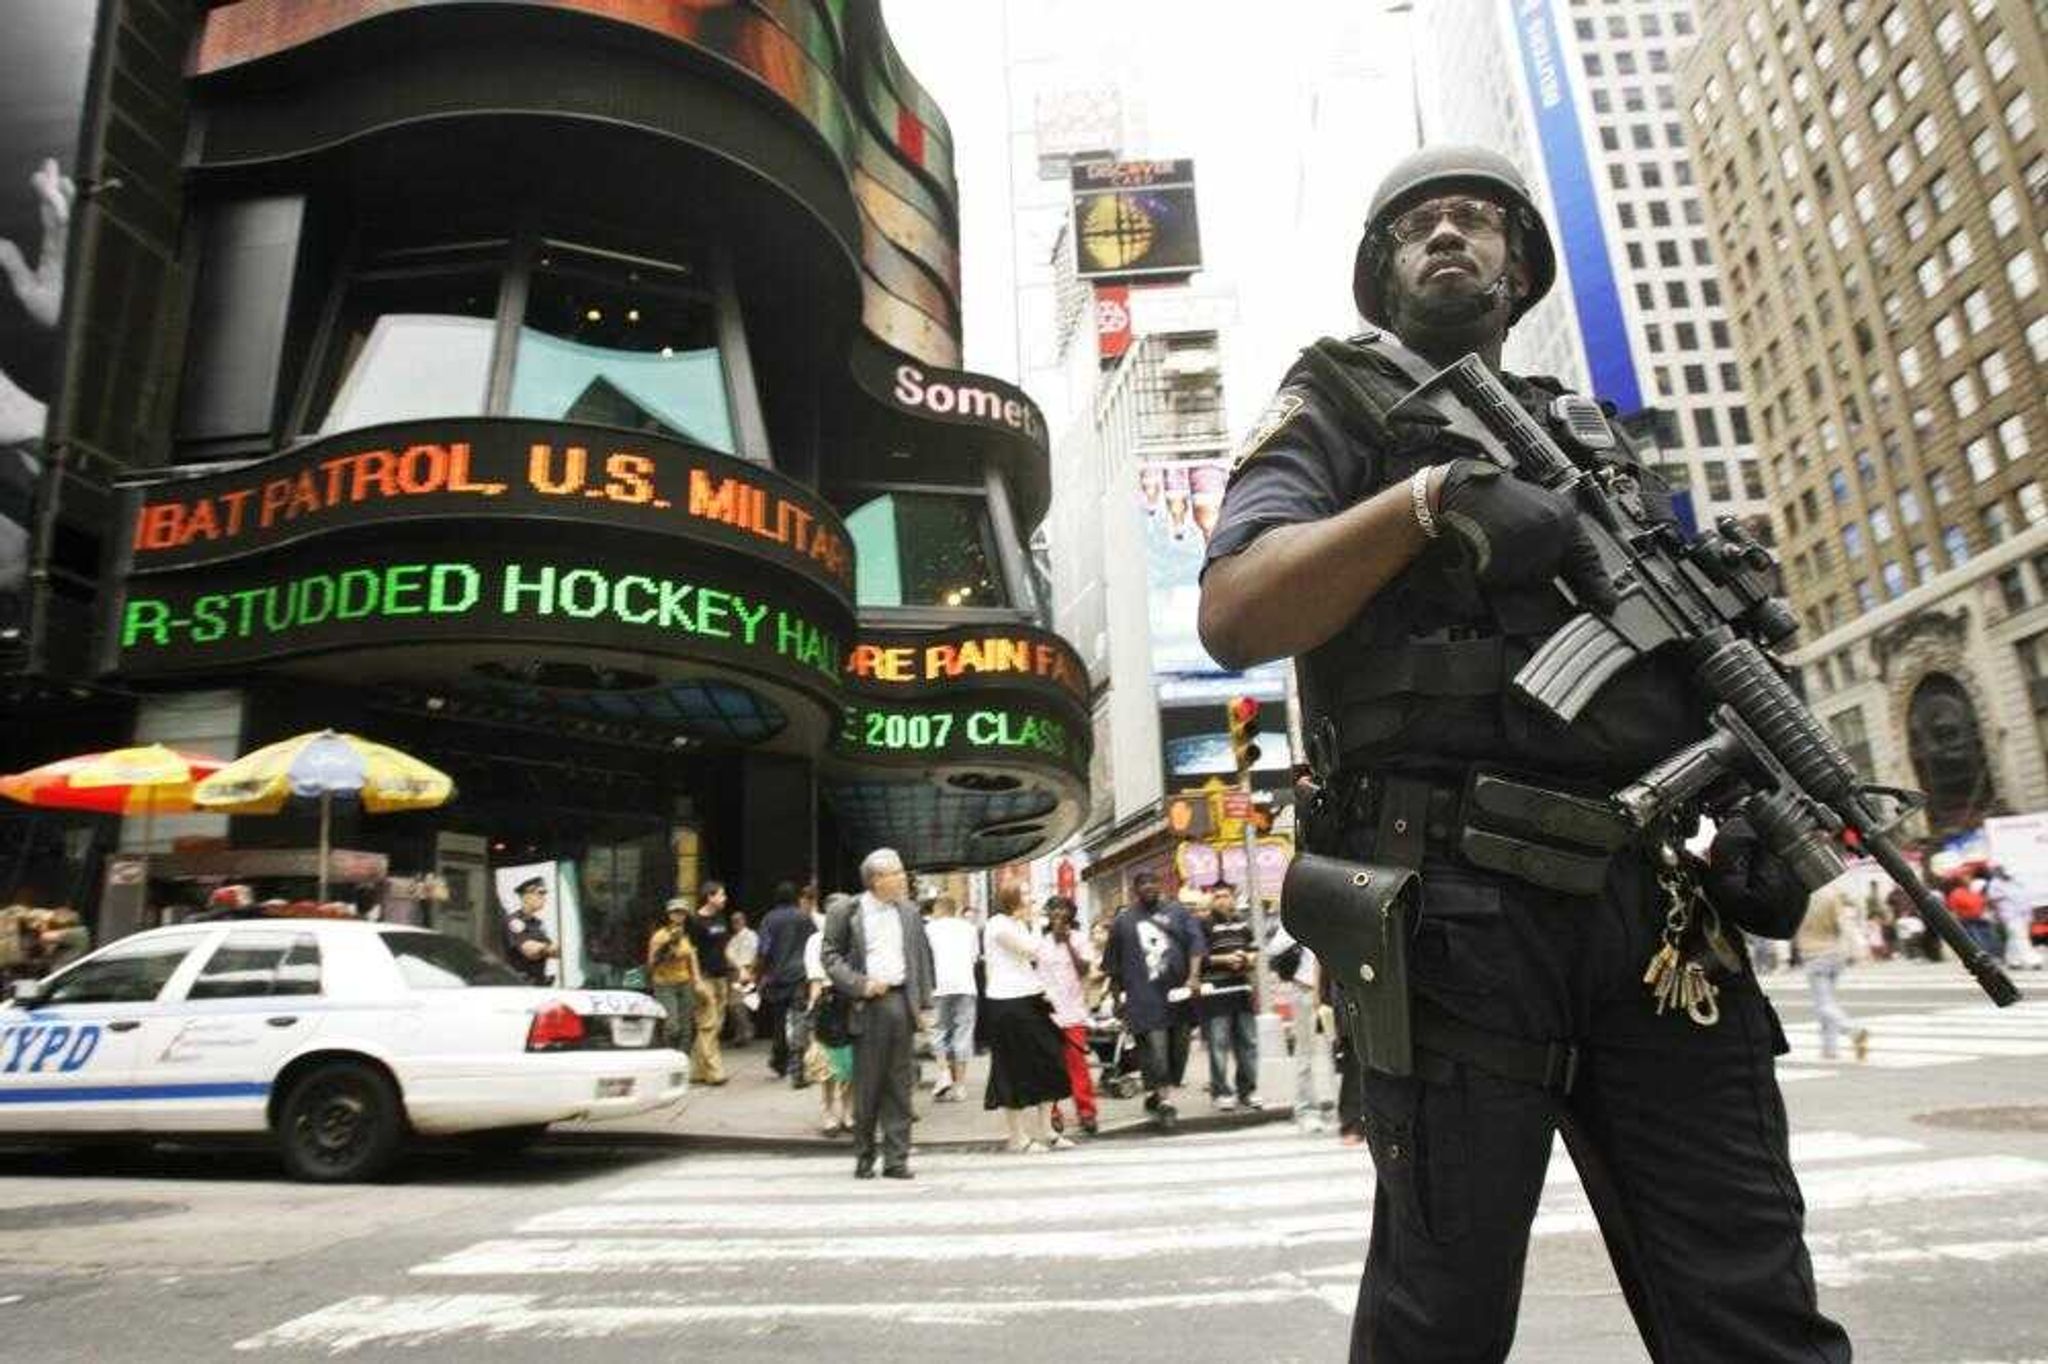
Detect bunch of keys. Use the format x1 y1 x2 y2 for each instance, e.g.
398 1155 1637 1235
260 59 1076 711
1642 846 1723 1028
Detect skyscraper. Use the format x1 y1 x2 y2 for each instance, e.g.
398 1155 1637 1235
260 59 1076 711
1415 1 1770 536
1680 0 2045 832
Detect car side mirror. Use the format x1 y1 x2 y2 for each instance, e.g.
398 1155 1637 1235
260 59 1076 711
9 979 47 1008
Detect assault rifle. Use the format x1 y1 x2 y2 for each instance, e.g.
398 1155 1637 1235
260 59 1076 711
1384 352 2019 1007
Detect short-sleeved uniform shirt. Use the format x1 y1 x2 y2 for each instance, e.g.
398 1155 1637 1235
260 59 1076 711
502 912 552 984
1204 358 1703 784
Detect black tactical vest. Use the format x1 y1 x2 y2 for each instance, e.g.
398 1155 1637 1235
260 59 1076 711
1283 334 1706 786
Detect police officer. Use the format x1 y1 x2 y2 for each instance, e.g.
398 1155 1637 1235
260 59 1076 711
1199 146 1848 1362
502 876 559 985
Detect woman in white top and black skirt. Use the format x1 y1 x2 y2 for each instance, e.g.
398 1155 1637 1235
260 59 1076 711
981 883 1074 1152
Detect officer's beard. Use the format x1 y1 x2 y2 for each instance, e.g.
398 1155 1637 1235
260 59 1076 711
1387 265 1515 365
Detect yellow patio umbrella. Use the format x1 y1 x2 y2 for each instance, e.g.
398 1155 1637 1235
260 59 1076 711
193 730 454 901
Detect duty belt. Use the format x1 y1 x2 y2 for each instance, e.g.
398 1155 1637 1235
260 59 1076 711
1359 767 1632 896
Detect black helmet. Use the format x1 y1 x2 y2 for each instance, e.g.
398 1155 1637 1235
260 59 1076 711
1351 144 1556 328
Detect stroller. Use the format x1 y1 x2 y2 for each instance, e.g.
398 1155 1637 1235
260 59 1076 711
1086 996 1144 1099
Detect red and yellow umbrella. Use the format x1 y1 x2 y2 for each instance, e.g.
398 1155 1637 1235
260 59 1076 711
0 744 227 816
2 745 231 893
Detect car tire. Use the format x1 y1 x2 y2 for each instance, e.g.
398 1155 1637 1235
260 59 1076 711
276 1060 406 1183
461 1123 549 1158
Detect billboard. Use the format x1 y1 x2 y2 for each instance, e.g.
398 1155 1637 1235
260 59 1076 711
1071 159 1202 282
0 4 94 647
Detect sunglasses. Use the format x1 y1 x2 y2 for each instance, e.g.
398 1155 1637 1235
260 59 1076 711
1388 196 1509 244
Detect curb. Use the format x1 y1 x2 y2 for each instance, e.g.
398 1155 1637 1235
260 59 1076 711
553 1103 1295 1155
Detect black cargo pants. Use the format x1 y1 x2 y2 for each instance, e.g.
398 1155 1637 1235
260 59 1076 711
1345 844 1852 1364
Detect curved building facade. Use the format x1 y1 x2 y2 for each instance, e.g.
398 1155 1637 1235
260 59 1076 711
10 0 1086 938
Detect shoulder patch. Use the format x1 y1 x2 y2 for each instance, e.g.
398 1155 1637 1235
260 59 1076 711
1232 390 1307 470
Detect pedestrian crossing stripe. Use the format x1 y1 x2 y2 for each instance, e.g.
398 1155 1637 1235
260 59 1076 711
239 1118 2048 1353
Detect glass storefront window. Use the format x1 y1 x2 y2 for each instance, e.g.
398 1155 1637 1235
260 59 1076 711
315 264 500 434
845 492 1008 609
509 246 734 451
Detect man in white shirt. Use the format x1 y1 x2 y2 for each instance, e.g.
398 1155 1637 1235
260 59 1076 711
821 848 934 1179
924 896 980 1101
1267 922 1338 1133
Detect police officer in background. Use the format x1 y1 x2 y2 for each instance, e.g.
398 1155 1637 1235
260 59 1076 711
1198 146 1848 1362
502 876 559 985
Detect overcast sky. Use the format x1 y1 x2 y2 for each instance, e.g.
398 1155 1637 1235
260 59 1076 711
882 0 1422 425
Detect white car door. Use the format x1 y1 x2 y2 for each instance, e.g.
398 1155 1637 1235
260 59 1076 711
0 932 213 1132
136 927 330 1132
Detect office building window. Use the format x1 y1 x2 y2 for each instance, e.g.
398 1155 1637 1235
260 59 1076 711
1955 67 1982 115
1972 128 2002 176
1827 707 1876 774
2008 92 2037 140
1942 524 1970 565
1998 415 2032 462
1989 187 2020 237
1934 10 1964 54
1981 351 2011 397
1963 289 1995 332
1987 31 2017 82
2008 251 2039 300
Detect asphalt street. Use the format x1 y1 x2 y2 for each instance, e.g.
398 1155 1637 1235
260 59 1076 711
0 960 2043 1363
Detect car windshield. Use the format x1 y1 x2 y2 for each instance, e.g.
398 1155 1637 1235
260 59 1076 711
378 930 525 989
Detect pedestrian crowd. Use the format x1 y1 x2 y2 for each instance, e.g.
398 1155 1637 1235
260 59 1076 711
1742 860 2044 1064
581 851 1378 1173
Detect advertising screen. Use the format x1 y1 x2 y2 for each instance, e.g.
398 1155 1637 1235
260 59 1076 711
124 418 854 601
107 542 849 704
0 3 94 645
1071 159 1202 282
837 624 1093 779
1137 458 1285 690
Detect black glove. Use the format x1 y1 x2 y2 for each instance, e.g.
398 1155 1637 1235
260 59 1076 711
1702 814 1807 939
1435 460 1617 611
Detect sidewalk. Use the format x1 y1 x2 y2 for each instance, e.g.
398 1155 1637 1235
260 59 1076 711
565 1017 1307 1151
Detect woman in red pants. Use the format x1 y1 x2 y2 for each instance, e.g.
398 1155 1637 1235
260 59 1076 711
1037 896 1099 1135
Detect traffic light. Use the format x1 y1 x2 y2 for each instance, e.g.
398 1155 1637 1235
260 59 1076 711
1226 695 1261 778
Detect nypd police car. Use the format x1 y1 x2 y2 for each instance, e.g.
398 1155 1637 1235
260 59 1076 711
0 919 686 1181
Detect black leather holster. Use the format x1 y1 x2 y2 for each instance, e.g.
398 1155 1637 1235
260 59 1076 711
1281 852 1420 1077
